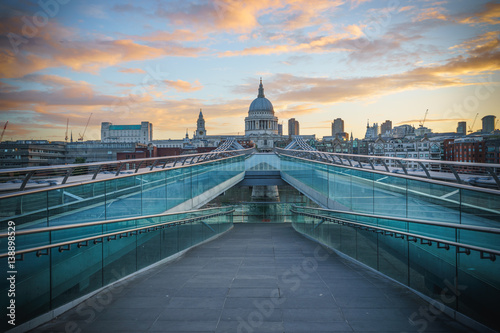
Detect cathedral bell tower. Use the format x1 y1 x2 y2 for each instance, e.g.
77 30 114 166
195 109 206 139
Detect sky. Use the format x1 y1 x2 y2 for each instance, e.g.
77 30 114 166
0 0 499 141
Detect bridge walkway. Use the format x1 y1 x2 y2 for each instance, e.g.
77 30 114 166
31 224 472 333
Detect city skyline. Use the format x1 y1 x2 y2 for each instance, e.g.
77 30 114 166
1 0 499 141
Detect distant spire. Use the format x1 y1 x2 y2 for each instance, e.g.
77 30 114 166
185 128 189 138
367 119 369 128
258 78 265 98
199 108 203 117
70 131 73 143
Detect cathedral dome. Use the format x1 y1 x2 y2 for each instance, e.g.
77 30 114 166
249 79 274 113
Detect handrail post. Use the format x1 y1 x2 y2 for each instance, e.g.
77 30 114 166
485 167 500 189
20 170 36 190
62 167 75 184
92 165 102 180
395 160 408 175
417 161 431 179
447 165 463 184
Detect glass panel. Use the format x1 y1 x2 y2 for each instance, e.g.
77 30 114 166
457 251 500 330
373 173 407 218
105 176 142 219
356 228 377 269
407 179 460 223
332 166 352 210
48 182 106 226
137 228 161 270
142 171 167 215
377 233 408 285
0 252 50 332
0 192 48 231
350 169 374 214
51 241 103 308
460 189 500 227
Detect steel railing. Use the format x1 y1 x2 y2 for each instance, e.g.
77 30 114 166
291 206 500 261
0 148 255 193
0 207 235 259
276 148 500 189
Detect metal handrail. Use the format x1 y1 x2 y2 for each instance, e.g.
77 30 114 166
290 208 499 260
0 207 232 237
0 148 254 198
276 150 500 193
291 205 500 234
277 148 500 169
0 208 235 259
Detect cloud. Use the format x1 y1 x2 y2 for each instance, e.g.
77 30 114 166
349 0 371 9
450 31 500 56
0 74 124 110
153 0 344 34
135 29 205 43
118 67 147 74
460 2 500 25
414 7 448 22
251 40 500 105
0 18 204 78
164 79 203 92
112 4 146 14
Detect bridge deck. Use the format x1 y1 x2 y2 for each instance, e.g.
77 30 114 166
32 224 473 333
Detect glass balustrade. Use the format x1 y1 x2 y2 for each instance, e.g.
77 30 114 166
0 207 233 331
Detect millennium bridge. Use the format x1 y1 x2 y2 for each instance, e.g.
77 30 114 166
1 141 499 332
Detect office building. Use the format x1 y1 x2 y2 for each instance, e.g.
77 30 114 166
457 121 467 135
101 121 153 144
332 118 344 137
482 115 496 133
288 118 299 136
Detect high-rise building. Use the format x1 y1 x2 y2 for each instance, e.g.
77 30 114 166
288 118 300 136
101 121 152 144
381 120 392 135
278 123 283 136
482 115 496 133
457 121 467 135
332 118 344 137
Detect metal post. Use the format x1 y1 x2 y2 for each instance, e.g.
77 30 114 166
417 161 431 179
62 168 75 184
20 170 36 191
485 167 500 189
395 160 408 175
92 165 102 180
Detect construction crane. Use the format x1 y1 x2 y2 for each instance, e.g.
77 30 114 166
0 121 8 142
468 113 479 133
419 109 428 128
65 118 69 142
78 113 93 141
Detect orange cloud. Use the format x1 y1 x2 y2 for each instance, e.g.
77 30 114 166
118 67 147 74
460 2 500 25
414 7 448 22
164 79 203 92
0 19 204 79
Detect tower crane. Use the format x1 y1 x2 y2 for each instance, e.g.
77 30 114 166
419 109 428 128
78 113 93 141
65 118 69 142
468 113 479 133
0 121 8 142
